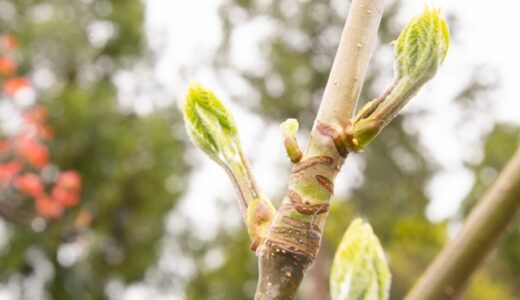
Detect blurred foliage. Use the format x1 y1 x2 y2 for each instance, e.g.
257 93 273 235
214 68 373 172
461 123 520 297
462 270 518 300
0 0 188 299
185 230 257 300
0 0 518 299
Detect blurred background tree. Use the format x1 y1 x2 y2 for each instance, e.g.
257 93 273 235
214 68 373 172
0 0 189 299
459 123 520 299
0 0 518 299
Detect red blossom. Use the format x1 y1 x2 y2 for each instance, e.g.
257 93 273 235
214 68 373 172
0 56 16 75
15 173 44 198
0 34 82 221
3 76 31 97
0 140 13 154
51 171 82 207
0 160 22 182
23 106 48 123
35 195 63 219
56 171 82 191
15 136 49 169
52 185 79 207
22 106 54 140
0 34 18 50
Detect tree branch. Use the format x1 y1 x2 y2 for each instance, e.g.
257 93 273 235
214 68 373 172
255 0 385 299
405 147 520 300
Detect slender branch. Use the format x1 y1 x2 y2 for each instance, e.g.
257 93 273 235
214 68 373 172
221 162 253 222
255 1 385 299
238 146 262 199
405 147 520 300
314 1 383 130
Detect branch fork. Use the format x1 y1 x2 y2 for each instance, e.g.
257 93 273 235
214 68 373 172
182 2 451 299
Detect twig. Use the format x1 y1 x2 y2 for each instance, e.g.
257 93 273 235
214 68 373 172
405 147 520 300
254 0 385 298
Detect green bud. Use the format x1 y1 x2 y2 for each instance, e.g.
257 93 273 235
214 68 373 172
246 195 276 251
347 117 382 152
183 82 240 164
184 83 269 222
330 219 391 300
395 6 449 84
280 118 299 139
280 119 302 163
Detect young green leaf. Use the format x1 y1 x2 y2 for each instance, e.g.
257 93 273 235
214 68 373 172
330 219 391 300
395 6 449 85
183 82 240 165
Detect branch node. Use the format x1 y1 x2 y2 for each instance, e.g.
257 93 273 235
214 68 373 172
247 195 276 251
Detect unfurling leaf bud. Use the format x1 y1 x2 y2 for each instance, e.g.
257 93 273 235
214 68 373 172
183 82 240 165
346 7 450 152
280 119 302 163
330 219 391 300
183 83 271 228
394 6 449 84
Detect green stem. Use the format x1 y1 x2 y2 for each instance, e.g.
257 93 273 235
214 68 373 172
222 155 260 223
238 145 262 199
405 147 520 300
254 0 385 298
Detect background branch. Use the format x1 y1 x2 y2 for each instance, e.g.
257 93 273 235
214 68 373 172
405 147 520 300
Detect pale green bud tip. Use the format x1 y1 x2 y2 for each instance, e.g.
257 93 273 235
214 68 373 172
395 6 450 83
330 218 391 300
183 82 239 162
280 118 299 138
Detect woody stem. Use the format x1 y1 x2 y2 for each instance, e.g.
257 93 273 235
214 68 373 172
254 0 385 299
